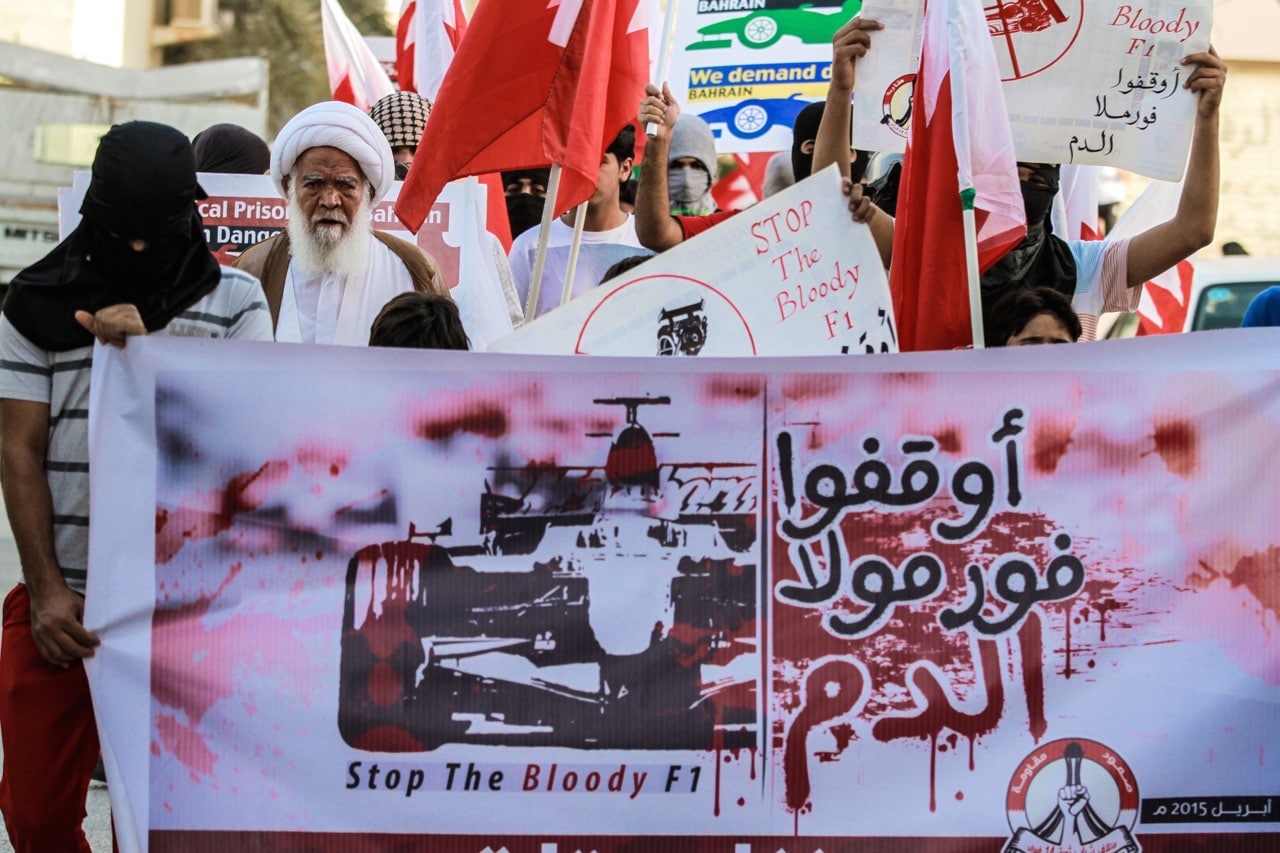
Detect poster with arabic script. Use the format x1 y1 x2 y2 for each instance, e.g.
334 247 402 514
854 0 1213 180
85 332 1280 851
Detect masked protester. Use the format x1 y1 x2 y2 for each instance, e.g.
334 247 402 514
507 126 652 321
0 121 274 852
811 18 1228 346
634 84 741 251
666 113 718 216
502 168 551 239
979 163 1079 317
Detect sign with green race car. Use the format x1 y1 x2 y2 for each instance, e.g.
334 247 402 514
668 0 861 153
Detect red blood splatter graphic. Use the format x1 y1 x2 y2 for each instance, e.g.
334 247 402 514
1078 578 1124 644
412 402 508 441
933 427 962 455
1224 546 1280 617
872 640 1004 812
155 460 290 564
771 489 1137 824
294 443 350 478
1017 612 1047 742
703 375 765 401
783 659 866 814
1030 420 1074 474
155 713 218 776
1151 418 1199 479
151 561 318 777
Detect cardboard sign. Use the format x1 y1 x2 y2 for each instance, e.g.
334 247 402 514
491 166 897 356
854 0 1213 180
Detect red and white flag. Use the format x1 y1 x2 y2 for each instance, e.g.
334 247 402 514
321 0 396 111
711 152 769 212
1056 165 1102 242
889 0 1026 352
393 0 512 254
395 0 650 232
395 0 468 100
1103 177 1193 335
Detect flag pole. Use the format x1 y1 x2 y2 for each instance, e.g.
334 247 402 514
525 163 563 321
961 187 985 348
559 201 589 307
646 0 680 137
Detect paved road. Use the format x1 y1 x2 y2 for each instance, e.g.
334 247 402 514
0 492 113 851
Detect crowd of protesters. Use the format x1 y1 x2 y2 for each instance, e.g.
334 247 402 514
0 7 1259 849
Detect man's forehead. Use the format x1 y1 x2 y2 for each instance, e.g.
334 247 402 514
297 145 364 177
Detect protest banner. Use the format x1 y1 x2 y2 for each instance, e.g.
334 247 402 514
854 0 1213 180
59 171 515 350
85 330 1280 850
490 165 896 355
667 0 859 152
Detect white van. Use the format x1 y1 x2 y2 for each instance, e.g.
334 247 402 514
1182 257 1280 331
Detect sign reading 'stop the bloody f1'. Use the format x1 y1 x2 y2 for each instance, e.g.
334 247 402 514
85 331 1280 851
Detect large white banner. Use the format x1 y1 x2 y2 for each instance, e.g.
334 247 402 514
666 0 860 153
84 331 1280 851
854 0 1212 180
490 166 896 356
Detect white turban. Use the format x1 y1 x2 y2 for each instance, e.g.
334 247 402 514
271 101 395 203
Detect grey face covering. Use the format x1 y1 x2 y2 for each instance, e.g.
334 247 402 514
668 167 714 215
668 113 718 215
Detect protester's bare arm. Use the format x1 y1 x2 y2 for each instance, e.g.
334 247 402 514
0 398 99 667
813 17 883 177
1123 48 1225 287
844 178 894 268
74 304 147 347
634 83 687 252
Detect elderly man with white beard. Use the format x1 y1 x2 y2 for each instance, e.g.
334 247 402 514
236 101 447 344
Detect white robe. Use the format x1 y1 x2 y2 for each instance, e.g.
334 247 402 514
276 235 415 345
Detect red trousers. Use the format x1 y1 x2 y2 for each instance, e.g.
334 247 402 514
0 583 99 852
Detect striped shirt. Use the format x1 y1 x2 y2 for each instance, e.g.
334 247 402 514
1069 236 1137 341
0 267 273 593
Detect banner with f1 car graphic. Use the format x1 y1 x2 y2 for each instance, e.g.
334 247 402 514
86 330 1280 850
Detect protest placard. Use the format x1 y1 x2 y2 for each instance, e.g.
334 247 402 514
666 0 860 152
85 330 1280 850
59 171 514 349
490 165 896 356
854 0 1213 180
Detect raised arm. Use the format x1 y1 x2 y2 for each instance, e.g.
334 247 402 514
812 17 883 178
1122 48 1226 287
634 83 687 252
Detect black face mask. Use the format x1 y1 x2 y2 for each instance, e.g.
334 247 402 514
394 161 410 181
506 193 545 238
1021 182 1056 228
85 225 186 290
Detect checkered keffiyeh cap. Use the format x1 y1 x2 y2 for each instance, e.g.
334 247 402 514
369 91 433 150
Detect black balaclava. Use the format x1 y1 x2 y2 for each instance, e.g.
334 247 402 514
192 123 271 175
502 168 551 238
4 121 221 351
790 101 825 182
979 162 1077 315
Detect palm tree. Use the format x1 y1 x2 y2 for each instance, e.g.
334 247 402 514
164 0 393 134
